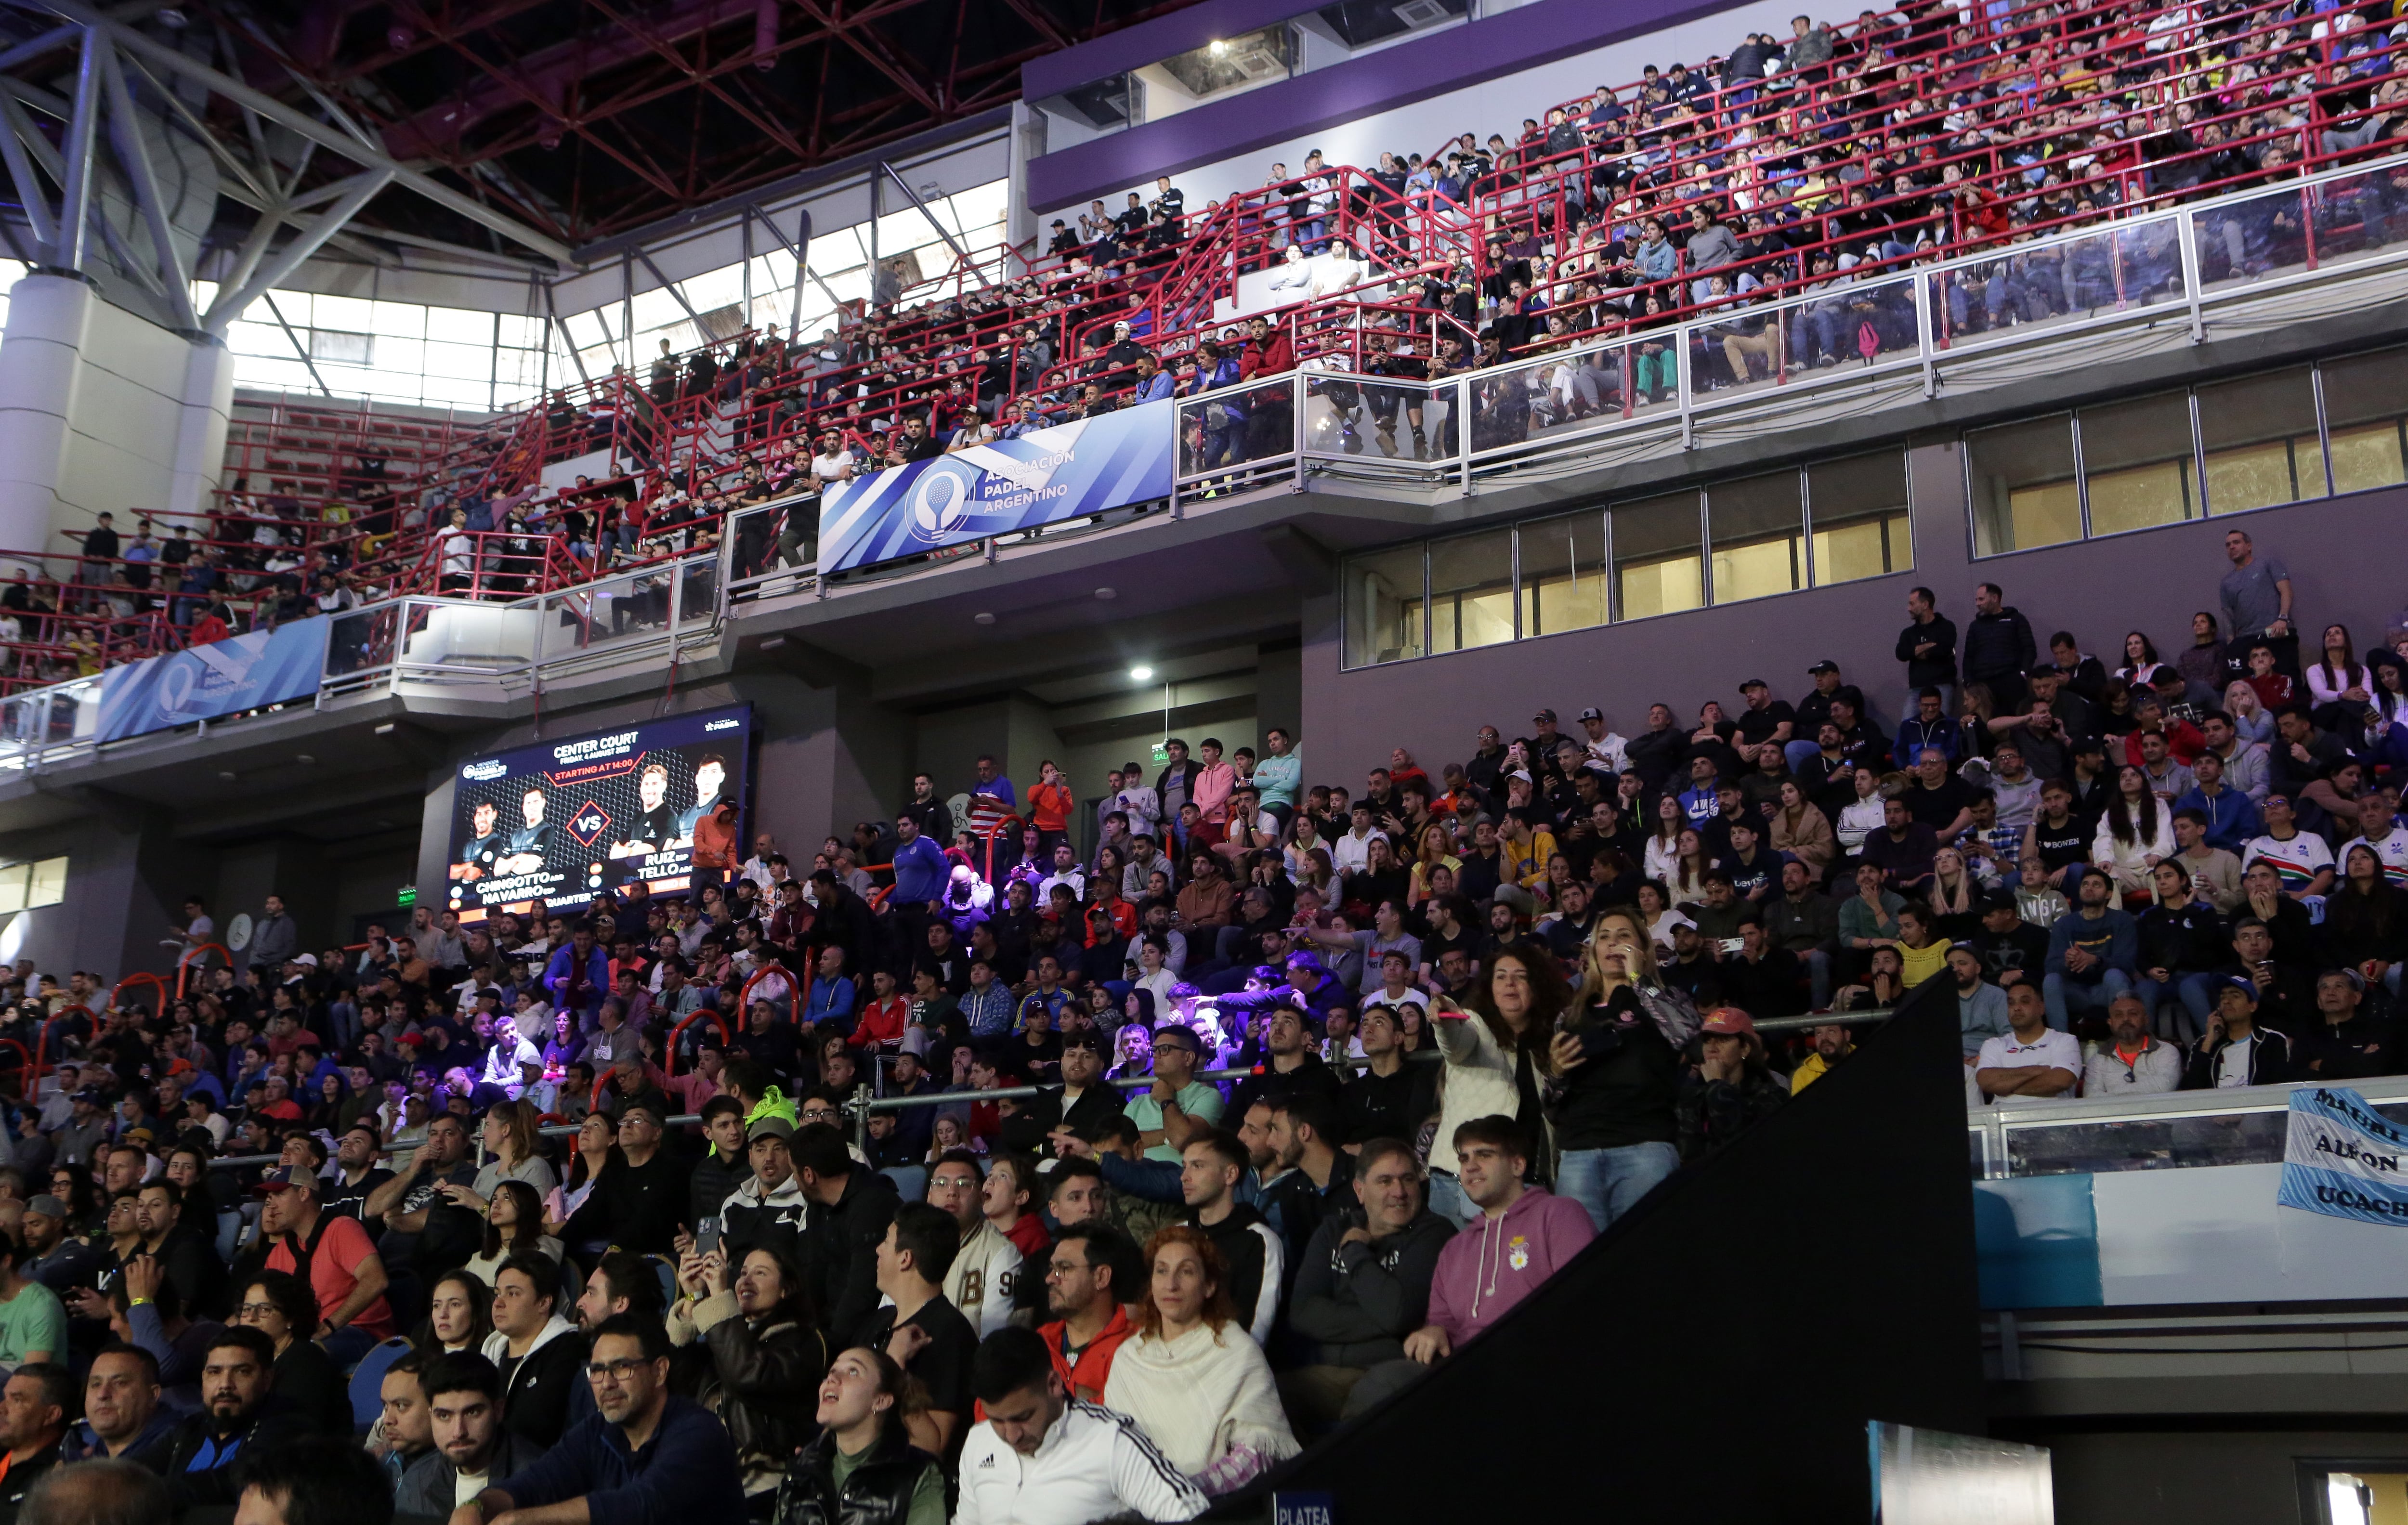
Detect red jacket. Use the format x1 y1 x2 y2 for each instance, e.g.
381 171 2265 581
848 995 908 1049
1037 1305 1135 1403
1241 330 1295 379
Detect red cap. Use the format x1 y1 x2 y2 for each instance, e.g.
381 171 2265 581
1699 1008 1757 1037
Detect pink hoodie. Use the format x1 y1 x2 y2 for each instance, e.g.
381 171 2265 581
1425 1186 1597 1344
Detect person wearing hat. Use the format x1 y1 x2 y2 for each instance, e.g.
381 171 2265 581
2181 976 2293 1088
2291 968 2395 1081
1677 1007 1787 1159
255 1164 395 1367
719 1113 806 1263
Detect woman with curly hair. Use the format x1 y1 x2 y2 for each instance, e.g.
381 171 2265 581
1102 1225 1297 1495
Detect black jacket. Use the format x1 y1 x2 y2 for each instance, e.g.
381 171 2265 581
812 1169 903 1350
2181 1026 2292 1088
162 1400 316 1509
2292 1015 2397 1081
563 1147 696 1256
1676 1068 1788 1160
395 1430 540 1517
689 1297 828 1484
1189 1203 1280 1343
0 1441 58 1522
1896 614 1960 688
1285 1210 1454 1368
1964 607 2039 684
774 1423 940 1525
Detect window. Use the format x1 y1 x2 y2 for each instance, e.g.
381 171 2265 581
2079 391 2197 536
1613 491 1703 620
1967 416 2080 556
1707 470 1803 604
2197 367 2325 512
2320 347 2408 495
307 329 374 365
1518 511 1609 639
1426 531 1515 654
0 857 65 914
1343 546 1425 667
1808 451 1912 584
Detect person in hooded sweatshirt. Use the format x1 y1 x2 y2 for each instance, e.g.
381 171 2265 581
1402 1116 1593 1369
479 1253 585 1449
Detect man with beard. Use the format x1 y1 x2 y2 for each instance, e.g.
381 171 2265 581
161 1328 311 1508
496 789 557 878
455 800 507 882
612 764 680 859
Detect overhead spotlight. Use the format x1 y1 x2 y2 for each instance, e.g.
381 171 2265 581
217 770 236 782
1209 38 1227 54
374 722 395 735
759 635 787 651
973 611 996 626
537 117 566 151
1094 586 1117 600
386 23 416 50
295 753 316 765
1129 665 1154 682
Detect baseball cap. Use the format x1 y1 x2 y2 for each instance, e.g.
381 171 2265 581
1808 660 1840 675
1533 707 1558 722
1578 707 1604 722
1699 1008 1757 1037
252 1166 314 1195
746 1114 795 1144
1982 889 2019 913
72 1088 102 1105
1739 678 1769 691
2220 976 2260 1001
26 1195 65 1220
1061 1030 1104 1054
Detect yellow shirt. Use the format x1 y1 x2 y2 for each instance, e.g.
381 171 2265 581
1791 1047 1856 1094
1898 937 1950 989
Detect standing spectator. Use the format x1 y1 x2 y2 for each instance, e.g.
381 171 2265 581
865 1203 977 1460
1964 582 2039 712
2220 528 2296 678
1549 914 1697 1232
248 895 299 975
1897 586 1959 701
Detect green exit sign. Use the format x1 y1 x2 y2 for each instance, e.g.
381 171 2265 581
1150 742 1169 765
396 885 417 907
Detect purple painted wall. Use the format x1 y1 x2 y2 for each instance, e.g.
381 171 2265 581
1025 0 1754 212
1300 445 2408 790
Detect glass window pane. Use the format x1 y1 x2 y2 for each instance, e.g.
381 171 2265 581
1613 492 1702 621
1344 546 1425 667
0 867 25 915
2080 391 2197 537
2198 366 2326 513
1427 531 1515 654
26 857 64 908
1967 416 2079 556
1808 451 1913 585
2321 348 2408 495
1518 511 1609 639
1707 469 1802 605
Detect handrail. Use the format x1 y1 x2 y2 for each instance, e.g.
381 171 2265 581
176 945 232 998
663 1008 733 1078
109 972 169 1017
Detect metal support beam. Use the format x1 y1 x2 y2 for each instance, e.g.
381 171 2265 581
0 92 56 253
34 0 573 263
205 169 395 333
261 290 333 398
544 279 591 388
634 249 706 332
880 160 978 285
50 26 104 272
98 44 197 329
743 202 838 312
0 23 74 74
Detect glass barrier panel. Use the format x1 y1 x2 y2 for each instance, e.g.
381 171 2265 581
326 605 400 676
1467 338 1659 454
2194 180 2315 289
678 557 719 624
726 501 814 580
398 597 539 671
2003 1106 2288 1176
2299 168 2408 271
1301 373 1444 464
47 679 98 743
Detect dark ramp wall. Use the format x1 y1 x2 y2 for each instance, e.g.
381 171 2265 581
1223 980 1984 1521
1302 443 2408 791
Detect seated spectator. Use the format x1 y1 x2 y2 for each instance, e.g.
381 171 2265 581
223 1436 393 1525
418 1269 493 1357
1678 1008 1788 1161
396 1354 540 1519
1101 1226 1298 1496
0 1362 68 1513
781 1346 945 1525
65 1343 175 1466
1403 1116 1595 1366
668 1242 825 1501
2293 968 2395 1080
1280 1137 1453 1434
1974 982 2082 1105
447 1314 746 1525
1175 1133 1282 1347
2044 869 2139 1034
463 1180 562 1286
160 1327 313 1509
961 1327 1206 1525
720 1113 807 1263
231 1272 347 1435
0 1229 66 1369
365 1349 433 1487
866 1202 978 1459
2182 977 2293 1088
1034 1224 1142 1404
481 1253 583 1449
2084 992 2185 1094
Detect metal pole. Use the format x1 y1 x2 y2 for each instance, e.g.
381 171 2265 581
262 291 334 398
545 279 592 389
50 27 105 273
0 93 57 253
880 161 982 285
98 44 197 328
635 249 707 331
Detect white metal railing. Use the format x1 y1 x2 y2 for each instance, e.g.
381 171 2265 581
1968 1072 2408 1181
3 152 2407 772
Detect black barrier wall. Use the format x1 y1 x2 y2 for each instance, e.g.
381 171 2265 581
1224 982 1985 1523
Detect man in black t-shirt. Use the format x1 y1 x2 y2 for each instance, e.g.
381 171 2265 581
1969 893 2050 990
1903 747 1975 839
1340 1005 1436 1145
869 1203 978 1464
2024 780 2090 891
1732 679 1797 769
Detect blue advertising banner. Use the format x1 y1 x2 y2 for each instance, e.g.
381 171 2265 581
817 399 1176 573
2277 1086 2408 1225
97 618 329 743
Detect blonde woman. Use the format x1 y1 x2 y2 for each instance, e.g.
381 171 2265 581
2222 678 2275 743
1407 822 1462 909
1548 907 1701 1231
1102 1225 1298 1495
1927 846 1979 925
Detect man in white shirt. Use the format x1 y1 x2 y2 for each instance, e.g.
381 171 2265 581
1578 706 1630 774
2337 792 2408 888
1974 982 2081 1105
1331 805 1378 876
929 1152 1021 1339
956 1328 1206 1525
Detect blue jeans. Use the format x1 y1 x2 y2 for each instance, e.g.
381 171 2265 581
1555 1141 1680 1233
1426 1170 1477 1230
2137 970 2220 1042
2043 968 2132 1032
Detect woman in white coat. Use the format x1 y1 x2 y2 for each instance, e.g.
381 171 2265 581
1103 1226 1298 1496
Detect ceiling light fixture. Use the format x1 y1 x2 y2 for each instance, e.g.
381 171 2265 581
1130 665 1154 682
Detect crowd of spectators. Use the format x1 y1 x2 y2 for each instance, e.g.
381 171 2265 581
0 516 2392 1522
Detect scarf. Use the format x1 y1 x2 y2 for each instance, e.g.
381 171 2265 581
1101 1322 1298 1478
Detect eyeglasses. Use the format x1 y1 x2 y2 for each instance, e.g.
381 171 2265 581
236 1302 280 1319
585 1357 653 1382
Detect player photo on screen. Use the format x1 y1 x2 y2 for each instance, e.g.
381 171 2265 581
445 704 751 922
